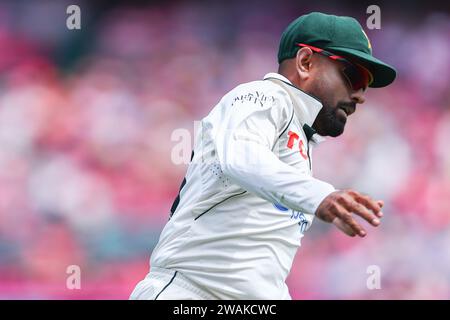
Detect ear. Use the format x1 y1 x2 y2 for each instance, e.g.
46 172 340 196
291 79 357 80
295 47 314 82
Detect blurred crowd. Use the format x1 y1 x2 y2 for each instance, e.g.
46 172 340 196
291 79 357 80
0 1 449 299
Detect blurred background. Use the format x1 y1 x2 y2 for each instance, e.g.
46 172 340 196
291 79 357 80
0 0 449 299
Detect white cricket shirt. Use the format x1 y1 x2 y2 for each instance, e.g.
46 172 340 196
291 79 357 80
150 73 336 299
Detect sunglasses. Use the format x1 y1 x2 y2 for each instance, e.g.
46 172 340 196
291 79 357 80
297 43 373 91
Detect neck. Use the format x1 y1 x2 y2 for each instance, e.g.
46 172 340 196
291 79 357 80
278 61 301 88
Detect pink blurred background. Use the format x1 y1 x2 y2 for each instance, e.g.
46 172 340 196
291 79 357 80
0 0 449 299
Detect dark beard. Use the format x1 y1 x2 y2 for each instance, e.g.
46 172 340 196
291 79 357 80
315 103 346 137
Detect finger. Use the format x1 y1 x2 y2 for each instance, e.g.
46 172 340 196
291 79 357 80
350 191 382 215
332 217 356 237
330 203 367 237
339 195 381 227
376 200 384 217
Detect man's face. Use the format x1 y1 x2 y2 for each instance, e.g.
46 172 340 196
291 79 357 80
305 54 367 137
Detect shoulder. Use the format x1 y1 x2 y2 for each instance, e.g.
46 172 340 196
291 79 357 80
223 79 292 111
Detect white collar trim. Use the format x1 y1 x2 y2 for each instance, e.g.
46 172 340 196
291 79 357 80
263 72 326 144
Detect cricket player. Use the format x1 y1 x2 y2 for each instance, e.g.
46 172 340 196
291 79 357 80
130 12 396 300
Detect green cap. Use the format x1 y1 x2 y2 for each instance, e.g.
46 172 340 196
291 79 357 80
278 12 396 88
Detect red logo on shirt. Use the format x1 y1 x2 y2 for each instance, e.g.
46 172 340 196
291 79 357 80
287 131 308 160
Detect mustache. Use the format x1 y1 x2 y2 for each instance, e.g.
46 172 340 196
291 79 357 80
336 102 356 116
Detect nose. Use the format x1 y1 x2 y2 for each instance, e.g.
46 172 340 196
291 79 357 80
351 88 366 104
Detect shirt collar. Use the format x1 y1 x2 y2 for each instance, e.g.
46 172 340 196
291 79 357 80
263 72 326 144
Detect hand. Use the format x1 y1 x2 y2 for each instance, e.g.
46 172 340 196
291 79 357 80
315 189 384 237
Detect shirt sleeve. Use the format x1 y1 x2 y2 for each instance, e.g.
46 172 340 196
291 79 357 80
214 86 335 215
